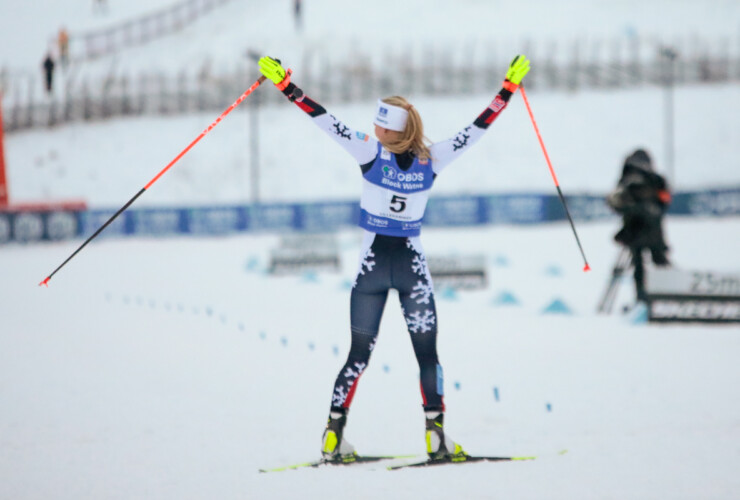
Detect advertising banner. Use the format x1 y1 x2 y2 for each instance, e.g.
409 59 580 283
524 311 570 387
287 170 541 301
646 268 740 323
3 187 739 244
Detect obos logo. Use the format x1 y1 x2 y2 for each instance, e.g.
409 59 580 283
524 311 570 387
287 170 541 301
382 165 397 179
398 172 424 182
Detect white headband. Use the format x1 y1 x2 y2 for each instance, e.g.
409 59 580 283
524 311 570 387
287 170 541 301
373 99 408 132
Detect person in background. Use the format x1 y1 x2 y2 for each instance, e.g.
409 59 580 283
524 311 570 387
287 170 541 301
256 54 530 463
42 52 55 95
58 27 70 69
293 0 302 31
606 148 672 304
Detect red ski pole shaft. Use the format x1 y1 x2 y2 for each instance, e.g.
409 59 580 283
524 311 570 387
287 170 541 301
519 85 591 272
39 75 267 287
146 76 266 189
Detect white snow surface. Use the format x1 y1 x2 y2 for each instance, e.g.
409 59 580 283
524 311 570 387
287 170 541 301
1 1 740 499
2 219 740 499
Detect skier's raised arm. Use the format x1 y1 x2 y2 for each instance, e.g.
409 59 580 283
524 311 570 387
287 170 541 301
258 56 378 166
430 55 530 175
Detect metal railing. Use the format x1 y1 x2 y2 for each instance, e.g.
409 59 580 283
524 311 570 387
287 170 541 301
67 0 234 62
3 33 739 133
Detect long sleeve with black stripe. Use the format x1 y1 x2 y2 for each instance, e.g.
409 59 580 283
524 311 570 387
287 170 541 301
279 81 513 173
429 88 512 175
280 81 378 166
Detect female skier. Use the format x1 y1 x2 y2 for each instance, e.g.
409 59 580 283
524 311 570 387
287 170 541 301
258 55 530 462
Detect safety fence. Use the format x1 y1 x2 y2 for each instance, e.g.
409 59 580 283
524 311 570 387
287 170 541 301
2 187 739 244
3 31 740 133
64 0 234 62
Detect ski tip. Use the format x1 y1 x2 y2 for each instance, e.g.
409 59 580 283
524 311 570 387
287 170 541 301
583 263 591 272
39 277 51 287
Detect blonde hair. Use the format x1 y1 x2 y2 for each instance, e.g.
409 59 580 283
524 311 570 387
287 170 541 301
379 96 431 161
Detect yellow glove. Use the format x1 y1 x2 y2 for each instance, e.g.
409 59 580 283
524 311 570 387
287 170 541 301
258 56 291 89
503 55 530 91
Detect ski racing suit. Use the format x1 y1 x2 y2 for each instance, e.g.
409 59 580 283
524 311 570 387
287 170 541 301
277 80 513 414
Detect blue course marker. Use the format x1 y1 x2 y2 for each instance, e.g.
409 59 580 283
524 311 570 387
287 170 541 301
492 291 519 306
439 287 458 301
542 298 573 315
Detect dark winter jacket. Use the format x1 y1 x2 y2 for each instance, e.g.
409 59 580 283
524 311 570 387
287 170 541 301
606 149 670 257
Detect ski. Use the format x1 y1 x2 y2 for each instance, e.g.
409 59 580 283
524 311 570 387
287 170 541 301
259 454 415 473
262 450 562 472
387 454 537 470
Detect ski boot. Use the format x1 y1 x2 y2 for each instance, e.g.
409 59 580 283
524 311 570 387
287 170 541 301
425 411 467 461
321 410 356 463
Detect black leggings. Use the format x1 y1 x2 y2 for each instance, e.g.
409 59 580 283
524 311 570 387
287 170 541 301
329 233 444 413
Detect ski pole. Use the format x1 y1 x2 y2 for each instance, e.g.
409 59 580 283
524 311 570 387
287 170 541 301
519 85 591 272
39 75 268 287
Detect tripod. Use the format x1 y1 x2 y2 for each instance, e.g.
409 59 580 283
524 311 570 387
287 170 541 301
597 247 631 314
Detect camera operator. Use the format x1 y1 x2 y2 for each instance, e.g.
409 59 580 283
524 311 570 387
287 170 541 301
606 149 672 304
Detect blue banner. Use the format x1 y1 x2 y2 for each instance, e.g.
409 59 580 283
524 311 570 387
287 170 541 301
669 189 740 216
0 210 82 243
2 187 739 244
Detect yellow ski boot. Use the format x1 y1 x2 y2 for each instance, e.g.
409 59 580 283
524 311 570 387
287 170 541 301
321 411 356 463
425 411 467 462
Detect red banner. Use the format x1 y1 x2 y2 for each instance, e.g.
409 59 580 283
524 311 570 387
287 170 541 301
0 95 7 206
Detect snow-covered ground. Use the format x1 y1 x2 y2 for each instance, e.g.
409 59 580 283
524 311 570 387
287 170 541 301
2 217 739 499
3 0 739 205
1 1 739 499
